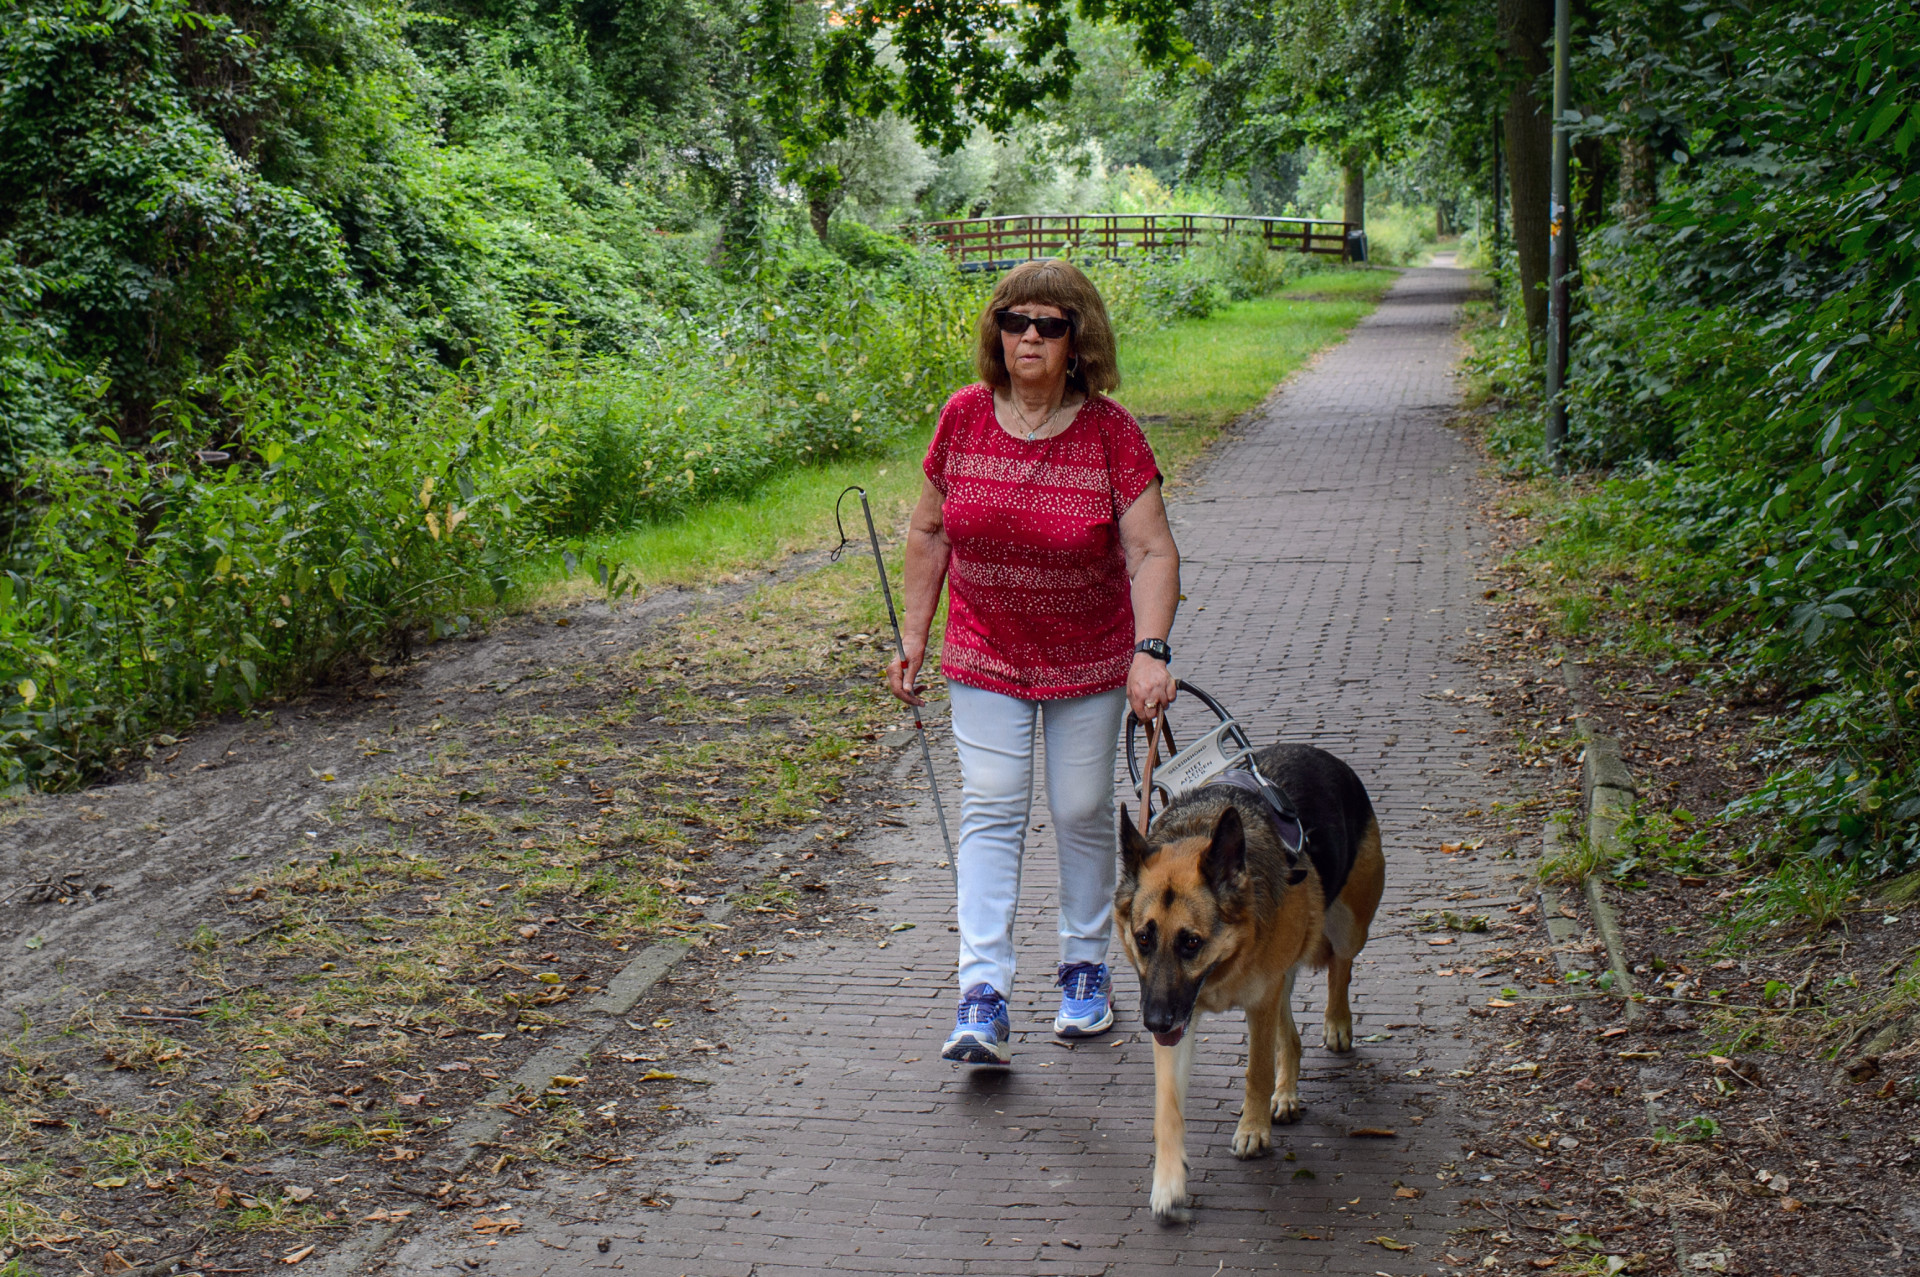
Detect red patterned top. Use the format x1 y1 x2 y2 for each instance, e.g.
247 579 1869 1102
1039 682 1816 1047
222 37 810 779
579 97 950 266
924 383 1161 700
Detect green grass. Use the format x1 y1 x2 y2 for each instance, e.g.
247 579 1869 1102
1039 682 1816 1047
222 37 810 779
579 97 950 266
542 267 1399 600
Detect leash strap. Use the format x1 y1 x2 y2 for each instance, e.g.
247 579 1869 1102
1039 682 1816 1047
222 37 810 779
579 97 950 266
1140 710 1161 830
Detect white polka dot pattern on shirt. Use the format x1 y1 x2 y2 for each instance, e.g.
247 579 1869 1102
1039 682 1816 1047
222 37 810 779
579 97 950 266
923 384 1161 701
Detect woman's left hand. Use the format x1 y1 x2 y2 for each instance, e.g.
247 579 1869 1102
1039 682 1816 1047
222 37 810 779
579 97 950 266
1128 651 1177 724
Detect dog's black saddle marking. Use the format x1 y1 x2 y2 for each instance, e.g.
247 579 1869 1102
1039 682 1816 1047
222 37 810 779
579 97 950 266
1203 768 1305 859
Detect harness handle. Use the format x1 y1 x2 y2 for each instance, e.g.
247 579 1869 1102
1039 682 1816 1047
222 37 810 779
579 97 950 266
1124 680 1235 791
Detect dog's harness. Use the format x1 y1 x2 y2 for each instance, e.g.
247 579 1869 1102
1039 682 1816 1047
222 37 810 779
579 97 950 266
1200 767 1305 858
1127 683 1308 861
1126 681 1352 898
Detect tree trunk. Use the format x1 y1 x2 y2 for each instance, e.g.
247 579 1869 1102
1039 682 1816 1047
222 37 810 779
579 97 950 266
1615 107 1658 221
1341 155 1366 228
809 195 834 245
1499 0 1553 338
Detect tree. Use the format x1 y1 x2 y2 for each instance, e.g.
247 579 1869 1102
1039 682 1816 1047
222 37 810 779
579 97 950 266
1177 0 1417 227
1498 0 1553 336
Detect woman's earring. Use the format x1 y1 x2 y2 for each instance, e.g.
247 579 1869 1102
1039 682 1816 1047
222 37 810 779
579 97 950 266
1067 355 1081 378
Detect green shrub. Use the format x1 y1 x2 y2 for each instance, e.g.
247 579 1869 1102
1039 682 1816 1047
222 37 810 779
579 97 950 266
1479 0 1920 881
825 220 916 270
1360 204 1438 267
0 247 986 787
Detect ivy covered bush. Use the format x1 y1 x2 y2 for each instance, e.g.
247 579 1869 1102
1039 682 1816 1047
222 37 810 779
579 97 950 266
1487 0 1920 880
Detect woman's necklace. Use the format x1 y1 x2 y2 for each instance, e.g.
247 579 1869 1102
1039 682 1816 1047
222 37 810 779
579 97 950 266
1005 390 1070 442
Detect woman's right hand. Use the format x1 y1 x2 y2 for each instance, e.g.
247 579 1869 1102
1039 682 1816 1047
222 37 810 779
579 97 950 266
887 640 928 707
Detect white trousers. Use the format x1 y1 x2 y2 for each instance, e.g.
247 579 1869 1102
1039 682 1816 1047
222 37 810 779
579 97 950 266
948 682 1129 996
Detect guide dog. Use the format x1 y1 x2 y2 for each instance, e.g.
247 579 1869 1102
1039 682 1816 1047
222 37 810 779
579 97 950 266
1116 742 1384 1224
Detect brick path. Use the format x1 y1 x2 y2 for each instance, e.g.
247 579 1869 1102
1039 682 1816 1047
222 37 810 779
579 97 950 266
389 265 1524 1275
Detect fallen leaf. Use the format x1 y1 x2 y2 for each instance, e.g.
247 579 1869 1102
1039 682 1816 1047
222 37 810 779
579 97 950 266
518 926 540 939
282 1245 315 1264
1528 1259 1559 1270
1780 1197 1802 1212
363 1208 414 1222
1394 1187 1423 1199
473 1215 523 1235
639 1070 676 1082
1617 1050 1660 1060
1441 910 1490 932
396 1093 424 1105
1487 998 1516 1008
101 1251 135 1273
1427 937 1456 946
91 1176 129 1189
549 1075 586 1087
1369 1236 1414 1251
1348 1128 1397 1138
1599 1026 1628 1038
437 1061 471 1072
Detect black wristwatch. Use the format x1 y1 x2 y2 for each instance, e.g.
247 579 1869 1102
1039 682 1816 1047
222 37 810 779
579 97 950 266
1134 638 1173 663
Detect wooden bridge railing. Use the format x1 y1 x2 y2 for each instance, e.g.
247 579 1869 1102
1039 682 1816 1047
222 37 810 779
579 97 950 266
902 213 1359 269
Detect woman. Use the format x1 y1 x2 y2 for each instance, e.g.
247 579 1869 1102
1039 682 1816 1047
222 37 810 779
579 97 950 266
888 258 1181 1066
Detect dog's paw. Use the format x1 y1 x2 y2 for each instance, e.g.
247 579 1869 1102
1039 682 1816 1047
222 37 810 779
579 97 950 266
1150 1181 1192 1226
1270 1090 1303 1124
1324 1016 1353 1053
1231 1116 1272 1159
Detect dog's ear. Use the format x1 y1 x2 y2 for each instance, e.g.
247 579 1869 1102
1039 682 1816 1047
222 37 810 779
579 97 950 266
1203 804 1247 895
1119 803 1151 881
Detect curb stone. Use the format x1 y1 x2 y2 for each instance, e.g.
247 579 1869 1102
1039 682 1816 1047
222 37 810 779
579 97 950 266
1528 652 1697 1272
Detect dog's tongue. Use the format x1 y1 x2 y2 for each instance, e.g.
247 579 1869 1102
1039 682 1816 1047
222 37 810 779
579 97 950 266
1151 1026 1186 1047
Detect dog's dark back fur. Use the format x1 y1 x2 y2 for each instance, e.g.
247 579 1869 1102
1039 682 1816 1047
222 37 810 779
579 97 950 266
1140 743 1374 908
1253 743 1373 901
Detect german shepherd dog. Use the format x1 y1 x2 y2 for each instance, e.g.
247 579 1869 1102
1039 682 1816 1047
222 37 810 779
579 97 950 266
1116 742 1384 1224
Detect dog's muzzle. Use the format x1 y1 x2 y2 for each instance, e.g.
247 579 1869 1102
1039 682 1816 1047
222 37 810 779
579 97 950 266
1151 1024 1187 1047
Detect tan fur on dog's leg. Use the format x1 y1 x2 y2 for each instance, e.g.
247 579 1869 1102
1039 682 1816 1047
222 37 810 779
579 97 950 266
1150 1031 1198 1223
1271 967 1303 1124
1233 996 1279 1158
1324 949 1355 1052
1325 818 1385 1052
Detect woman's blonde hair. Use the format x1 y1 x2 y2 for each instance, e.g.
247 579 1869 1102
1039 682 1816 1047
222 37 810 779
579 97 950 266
973 258 1120 395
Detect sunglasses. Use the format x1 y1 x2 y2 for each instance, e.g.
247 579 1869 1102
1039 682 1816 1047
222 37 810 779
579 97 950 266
995 309 1073 340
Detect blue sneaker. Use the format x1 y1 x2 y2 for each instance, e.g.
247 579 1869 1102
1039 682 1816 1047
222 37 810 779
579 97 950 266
942 984 1012 1065
1053 962 1115 1037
